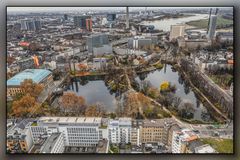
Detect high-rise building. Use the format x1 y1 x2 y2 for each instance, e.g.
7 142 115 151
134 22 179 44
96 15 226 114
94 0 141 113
20 19 41 31
64 14 68 20
208 15 217 39
126 7 130 29
34 20 42 31
169 25 186 41
87 33 109 53
86 18 92 31
73 16 91 29
107 14 116 21
20 19 28 30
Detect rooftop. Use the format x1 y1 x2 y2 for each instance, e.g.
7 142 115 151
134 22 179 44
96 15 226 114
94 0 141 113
40 133 62 153
38 117 102 124
175 129 198 142
7 69 52 86
195 144 217 153
142 118 176 127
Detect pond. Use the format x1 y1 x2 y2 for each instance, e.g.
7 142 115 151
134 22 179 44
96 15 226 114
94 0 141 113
136 64 213 122
67 79 117 112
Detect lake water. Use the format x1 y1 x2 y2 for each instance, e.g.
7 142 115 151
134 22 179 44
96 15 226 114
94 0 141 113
67 64 213 121
68 80 117 112
136 64 212 121
141 14 209 31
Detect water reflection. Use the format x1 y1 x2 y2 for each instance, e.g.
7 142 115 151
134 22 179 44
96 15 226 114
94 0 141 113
68 79 117 112
136 64 212 122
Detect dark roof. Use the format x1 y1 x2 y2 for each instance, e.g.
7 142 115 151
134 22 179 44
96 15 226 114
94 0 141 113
187 140 204 153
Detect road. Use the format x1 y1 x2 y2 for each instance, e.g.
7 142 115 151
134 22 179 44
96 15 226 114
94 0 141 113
171 116 233 139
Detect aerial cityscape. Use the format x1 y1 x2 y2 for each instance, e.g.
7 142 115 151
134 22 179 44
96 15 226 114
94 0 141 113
6 7 233 154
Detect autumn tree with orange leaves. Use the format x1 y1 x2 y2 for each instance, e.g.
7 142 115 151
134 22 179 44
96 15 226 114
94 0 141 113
12 95 40 117
60 92 86 115
85 103 106 117
20 79 44 98
124 92 152 118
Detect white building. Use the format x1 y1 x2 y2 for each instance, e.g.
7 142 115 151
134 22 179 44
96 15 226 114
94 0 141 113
131 127 140 146
108 118 131 144
93 58 107 70
30 117 109 147
195 144 217 153
40 132 65 153
172 129 198 153
169 25 185 41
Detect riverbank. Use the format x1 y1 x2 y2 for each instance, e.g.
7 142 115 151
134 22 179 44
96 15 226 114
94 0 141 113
186 16 233 29
173 63 227 123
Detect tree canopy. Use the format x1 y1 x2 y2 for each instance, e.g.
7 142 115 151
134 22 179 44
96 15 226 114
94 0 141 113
20 79 44 98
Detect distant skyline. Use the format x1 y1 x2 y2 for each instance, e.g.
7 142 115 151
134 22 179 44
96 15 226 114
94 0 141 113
7 7 232 13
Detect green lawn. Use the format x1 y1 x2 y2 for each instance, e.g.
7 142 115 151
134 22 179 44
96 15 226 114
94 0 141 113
200 138 233 153
186 16 233 29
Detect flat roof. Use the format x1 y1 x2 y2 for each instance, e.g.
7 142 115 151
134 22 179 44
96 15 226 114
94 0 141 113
40 133 62 153
195 144 217 153
38 117 102 124
7 69 51 86
142 118 176 127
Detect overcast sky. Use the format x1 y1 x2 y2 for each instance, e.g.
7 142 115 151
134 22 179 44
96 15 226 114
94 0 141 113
7 7 232 13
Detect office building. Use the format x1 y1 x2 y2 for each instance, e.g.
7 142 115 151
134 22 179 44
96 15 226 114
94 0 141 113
73 16 91 29
208 15 217 39
107 14 116 21
128 36 158 49
171 129 198 153
64 14 68 20
30 117 108 147
108 118 131 144
7 69 53 97
34 20 42 31
20 19 41 31
126 7 130 29
93 45 112 56
40 133 65 153
87 34 109 53
20 19 28 30
169 25 185 41
86 18 92 31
